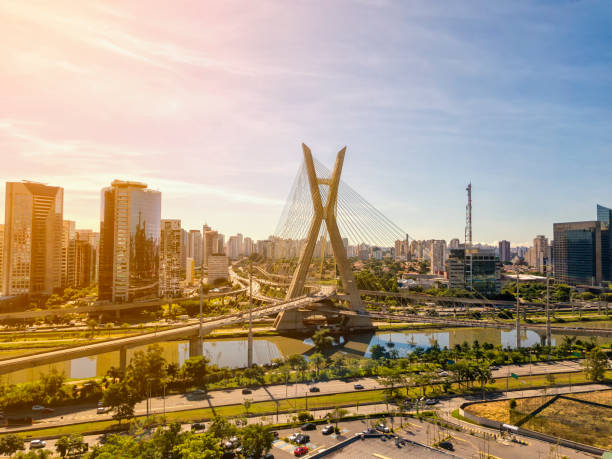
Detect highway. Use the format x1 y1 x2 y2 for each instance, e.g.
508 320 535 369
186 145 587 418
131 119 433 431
0 288 247 321
0 360 587 434
0 293 328 375
369 311 612 337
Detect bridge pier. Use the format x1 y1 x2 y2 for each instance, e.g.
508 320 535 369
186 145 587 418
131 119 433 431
119 346 127 371
189 337 203 357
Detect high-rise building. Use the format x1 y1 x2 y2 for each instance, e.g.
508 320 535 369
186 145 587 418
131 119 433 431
99 180 161 303
236 233 244 256
3 182 63 296
0 224 4 295
498 240 511 263
208 254 228 283
61 220 76 288
160 219 182 297
597 204 612 227
228 235 240 260
243 237 253 257
75 229 99 283
203 230 218 267
188 230 202 267
186 257 195 285
448 247 501 296
67 233 96 288
553 221 609 286
449 238 461 250
532 235 549 272
430 240 446 274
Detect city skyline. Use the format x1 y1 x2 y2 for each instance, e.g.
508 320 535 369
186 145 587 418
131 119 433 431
2 1 612 244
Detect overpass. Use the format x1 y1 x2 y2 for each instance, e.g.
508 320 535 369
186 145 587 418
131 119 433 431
0 293 330 375
359 289 607 313
0 289 247 322
369 311 612 338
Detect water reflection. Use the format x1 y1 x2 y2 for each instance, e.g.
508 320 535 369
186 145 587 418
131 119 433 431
1 325 610 384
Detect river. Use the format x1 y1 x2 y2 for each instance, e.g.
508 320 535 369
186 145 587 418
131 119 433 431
2 323 611 384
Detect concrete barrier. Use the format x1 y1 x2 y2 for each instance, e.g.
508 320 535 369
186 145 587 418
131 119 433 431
460 398 609 456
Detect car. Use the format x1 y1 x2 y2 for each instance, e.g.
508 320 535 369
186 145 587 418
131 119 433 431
97 406 108 414
190 389 207 399
296 434 310 445
221 452 236 459
191 422 206 431
490 365 500 370
376 423 390 433
229 436 240 446
425 398 439 405
242 388 252 395
41 407 55 413
288 433 300 442
438 371 449 377
31 405 45 411
293 446 308 456
29 440 46 449
309 386 320 392
438 440 454 451
301 422 316 431
354 384 364 390
322 425 334 435
271 431 279 438
97 401 104 407
263 454 274 459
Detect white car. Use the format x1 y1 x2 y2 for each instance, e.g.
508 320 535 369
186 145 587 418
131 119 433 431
31 405 45 411
30 439 46 449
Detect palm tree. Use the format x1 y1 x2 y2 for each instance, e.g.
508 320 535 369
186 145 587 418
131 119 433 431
331 406 348 431
310 353 325 380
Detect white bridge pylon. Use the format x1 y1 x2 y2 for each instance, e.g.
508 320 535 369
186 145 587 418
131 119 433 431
275 144 372 331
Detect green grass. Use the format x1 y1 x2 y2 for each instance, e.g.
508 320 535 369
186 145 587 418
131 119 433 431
7 370 611 439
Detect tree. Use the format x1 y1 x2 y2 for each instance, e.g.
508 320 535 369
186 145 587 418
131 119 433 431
309 353 326 379
330 406 348 430
150 422 187 459
0 434 25 456
208 415 237 440
125 344 167 394
56 434 88 457
474 363 493 400
370 344 388 360
312 329 334 352
180 356 210 388
87 319 98 336
240 423 275 458
105 366 123 384
583 347 610 382
102 382 139 423
13 451 52 459
172 433 222 459
243 398 253 417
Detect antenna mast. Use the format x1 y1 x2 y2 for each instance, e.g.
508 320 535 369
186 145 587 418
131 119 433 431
465 183 472 248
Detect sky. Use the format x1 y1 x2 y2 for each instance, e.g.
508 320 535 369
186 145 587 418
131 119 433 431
1 0 612 246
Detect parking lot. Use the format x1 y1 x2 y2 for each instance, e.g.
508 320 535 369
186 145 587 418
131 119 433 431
270 420 365 457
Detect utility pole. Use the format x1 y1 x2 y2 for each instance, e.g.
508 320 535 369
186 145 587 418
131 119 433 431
247 264 253 368
545 265 552 350
199 277 204 356
516 268 521 349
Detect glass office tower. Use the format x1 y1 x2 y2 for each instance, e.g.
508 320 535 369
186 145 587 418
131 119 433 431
99 181 161 303
553 221 609 286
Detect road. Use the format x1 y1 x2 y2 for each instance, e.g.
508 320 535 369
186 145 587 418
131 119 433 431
0 294 327 375
2 360 587 433
28 383 608 459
